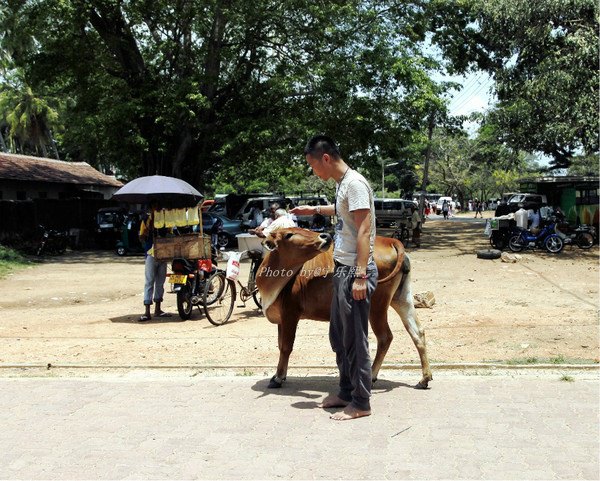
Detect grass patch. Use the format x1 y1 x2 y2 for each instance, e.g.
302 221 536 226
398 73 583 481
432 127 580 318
0 245 30 279
560 375 574 382
506 357 539 365
236 368 254 376
549 355 566 364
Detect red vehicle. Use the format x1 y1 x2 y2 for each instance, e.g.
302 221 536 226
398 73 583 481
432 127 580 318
201 199 215 212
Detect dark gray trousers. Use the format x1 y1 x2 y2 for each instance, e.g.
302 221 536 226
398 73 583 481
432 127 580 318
330 261 378 411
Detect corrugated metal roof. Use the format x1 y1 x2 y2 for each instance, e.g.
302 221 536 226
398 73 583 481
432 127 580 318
0 152 122 187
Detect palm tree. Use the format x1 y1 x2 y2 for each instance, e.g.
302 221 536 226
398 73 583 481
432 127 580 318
0 80 61 158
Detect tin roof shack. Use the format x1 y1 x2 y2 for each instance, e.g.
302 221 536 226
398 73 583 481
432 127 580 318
0 152 122 200
0 153 124 244
519 176 599 227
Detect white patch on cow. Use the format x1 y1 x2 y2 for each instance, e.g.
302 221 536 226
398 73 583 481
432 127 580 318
260 265 302 316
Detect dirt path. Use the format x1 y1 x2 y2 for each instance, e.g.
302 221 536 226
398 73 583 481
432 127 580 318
0 213 598 373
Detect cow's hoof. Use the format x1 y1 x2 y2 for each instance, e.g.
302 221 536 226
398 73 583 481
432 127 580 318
414 377 432 389
268 375 285 388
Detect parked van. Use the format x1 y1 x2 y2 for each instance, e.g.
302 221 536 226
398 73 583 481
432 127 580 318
435 196 453 215
289 195 331 228
235 196 295 225
374 198 417 227
507 193 547 207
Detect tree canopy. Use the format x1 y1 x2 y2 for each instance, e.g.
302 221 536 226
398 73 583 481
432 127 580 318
1 0 596 195
1 0 451 192
428 0 599 169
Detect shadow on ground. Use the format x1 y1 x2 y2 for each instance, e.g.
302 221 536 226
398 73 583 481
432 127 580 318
250 376 417 410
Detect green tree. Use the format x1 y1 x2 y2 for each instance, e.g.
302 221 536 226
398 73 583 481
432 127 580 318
1 0 448 191
0 77 61 157
428 0 599 169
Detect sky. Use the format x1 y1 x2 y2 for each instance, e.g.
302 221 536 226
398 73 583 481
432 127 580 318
446 71 496 117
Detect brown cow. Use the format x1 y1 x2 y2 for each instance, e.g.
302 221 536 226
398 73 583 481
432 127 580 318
256 227 432 389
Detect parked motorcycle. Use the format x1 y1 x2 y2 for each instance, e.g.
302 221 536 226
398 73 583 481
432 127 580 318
508 219 564 254
169 250 235 324
36 225 69 256
556 223 596 249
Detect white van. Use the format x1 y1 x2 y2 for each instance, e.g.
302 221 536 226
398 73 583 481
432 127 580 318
435 196 453 215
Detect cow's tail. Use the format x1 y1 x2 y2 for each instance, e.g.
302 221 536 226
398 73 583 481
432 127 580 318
377 240 410 284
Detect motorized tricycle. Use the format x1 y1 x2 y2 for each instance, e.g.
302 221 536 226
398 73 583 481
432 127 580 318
115 212 145 256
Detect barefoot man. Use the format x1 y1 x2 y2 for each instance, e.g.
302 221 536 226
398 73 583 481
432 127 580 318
291 135 378 421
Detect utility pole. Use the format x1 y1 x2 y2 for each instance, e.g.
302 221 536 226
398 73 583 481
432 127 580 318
419 110 436 218
379 157 398 198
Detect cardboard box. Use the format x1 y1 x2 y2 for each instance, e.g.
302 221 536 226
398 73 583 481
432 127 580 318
236 233 265 253
153 234 211 261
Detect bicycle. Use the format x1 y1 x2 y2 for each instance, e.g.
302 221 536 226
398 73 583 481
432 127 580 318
236 249 263 309
390 218 411 246
171 256 236 326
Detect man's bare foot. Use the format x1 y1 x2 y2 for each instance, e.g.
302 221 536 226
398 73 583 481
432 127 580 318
318 394 349 408
330 405 371 421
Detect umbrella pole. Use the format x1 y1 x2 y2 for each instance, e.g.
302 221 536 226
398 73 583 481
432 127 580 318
198 205 204 237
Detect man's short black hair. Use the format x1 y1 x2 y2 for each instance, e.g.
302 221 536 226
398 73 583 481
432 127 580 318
304 134 341 159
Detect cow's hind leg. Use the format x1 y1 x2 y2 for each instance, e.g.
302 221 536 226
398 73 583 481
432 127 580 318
390 270 432 389
268 317 300 388
368 301 393 383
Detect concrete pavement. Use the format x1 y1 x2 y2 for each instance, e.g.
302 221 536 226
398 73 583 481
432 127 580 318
1 370 598 480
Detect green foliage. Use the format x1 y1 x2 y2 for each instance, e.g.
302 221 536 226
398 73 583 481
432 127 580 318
567 155 599 176
427 126 535 205
428 0 599 169
0 0 449 191
0 245 29 279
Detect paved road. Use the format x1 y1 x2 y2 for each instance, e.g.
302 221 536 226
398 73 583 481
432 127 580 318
1 371 598 480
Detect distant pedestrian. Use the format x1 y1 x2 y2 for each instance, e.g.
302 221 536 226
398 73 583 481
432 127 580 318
410 205 421 248
474 200 483 218
442 200 449 220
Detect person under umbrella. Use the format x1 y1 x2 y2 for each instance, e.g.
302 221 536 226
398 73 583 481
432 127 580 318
139 200 172 321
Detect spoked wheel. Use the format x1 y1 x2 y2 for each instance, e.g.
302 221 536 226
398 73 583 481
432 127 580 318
177 286 193 320
508 235 525 252
203 272 236 326
544 235 564 254
203 271 225 306
400 228 410 246
576 232 594 249
252 289 262 309
489 232 507 250
217 233 231 248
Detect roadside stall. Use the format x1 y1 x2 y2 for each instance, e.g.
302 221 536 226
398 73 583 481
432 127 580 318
112 175 236 325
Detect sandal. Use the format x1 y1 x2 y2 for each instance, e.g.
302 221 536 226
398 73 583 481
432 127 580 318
139 315 151 322
157 312 172 318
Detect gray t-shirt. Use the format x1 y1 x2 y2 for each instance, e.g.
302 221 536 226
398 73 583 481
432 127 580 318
333 169 376 266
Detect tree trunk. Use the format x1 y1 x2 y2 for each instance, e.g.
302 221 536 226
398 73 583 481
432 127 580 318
0 129 7 152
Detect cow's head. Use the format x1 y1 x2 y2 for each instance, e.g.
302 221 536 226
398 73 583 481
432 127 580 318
263 228 332 263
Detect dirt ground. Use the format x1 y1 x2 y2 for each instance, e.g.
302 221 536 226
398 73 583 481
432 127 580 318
0 212 598 376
